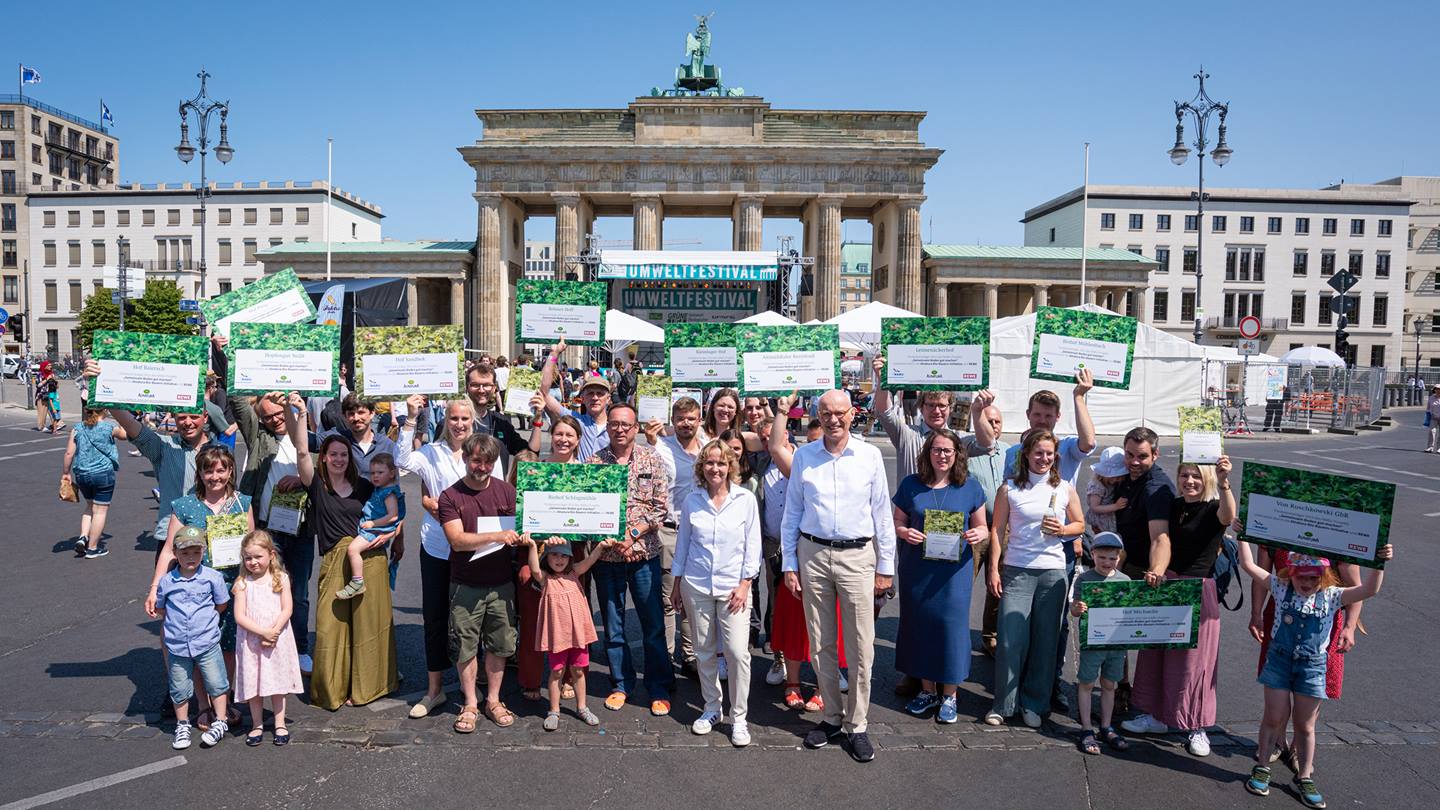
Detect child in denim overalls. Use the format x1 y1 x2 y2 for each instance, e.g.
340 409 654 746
1237 542 1394 809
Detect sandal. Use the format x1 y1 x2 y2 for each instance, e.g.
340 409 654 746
543 711 560 732
484 701 515 728
1079 731 1100 755
246 728 265 747
560 683 577 701
1099 725 1130 752
273 727 290 746
604 691 626 711
783 683 806 711
454 705 479 734
577 707 600 726
804 692 824 713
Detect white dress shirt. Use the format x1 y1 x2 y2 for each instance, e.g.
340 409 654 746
654 433 703 523
780 437 897 576
673 485 762 597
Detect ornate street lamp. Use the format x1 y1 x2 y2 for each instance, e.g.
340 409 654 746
175 69 233 304
1168 69 1232 345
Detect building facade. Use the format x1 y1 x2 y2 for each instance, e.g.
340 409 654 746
1022 184 1411 366
1 95 119 354
523 240 556 279
839 242 872 312
27 180 381 356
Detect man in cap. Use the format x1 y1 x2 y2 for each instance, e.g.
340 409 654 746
538 338 611 461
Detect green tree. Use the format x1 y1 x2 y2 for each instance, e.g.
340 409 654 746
76 291 121 352
75 281 194 353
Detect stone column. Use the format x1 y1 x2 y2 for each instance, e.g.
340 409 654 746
474 192 504 353
554 192 586 366
929 277 949 317
895 197 925 313
633 194 663 251
1085 285 1098 306
1034 284 1050 310
405 277 419 326
813 196 843 322
732 195 764 251
1133 288 1150 323
449 278 465 326
985 283 1000 319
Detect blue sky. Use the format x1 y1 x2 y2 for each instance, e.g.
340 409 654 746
12 0 1437 249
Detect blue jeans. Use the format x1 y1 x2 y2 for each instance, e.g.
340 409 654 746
592 556 674 699
166 643 229 705
267 526 314 655
993 565 1067 717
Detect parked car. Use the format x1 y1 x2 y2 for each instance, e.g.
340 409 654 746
1 355 19 379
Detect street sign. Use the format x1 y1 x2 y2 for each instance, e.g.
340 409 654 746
1326 269 1358 294
0 307 9 324
1237 315 1262 340
103 265 146 299
179 299 200 312
1238 338 1262 356
185 315 204 326
1328 294 1358 315
110 292 123 305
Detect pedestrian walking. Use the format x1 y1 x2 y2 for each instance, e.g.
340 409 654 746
61 407 124 558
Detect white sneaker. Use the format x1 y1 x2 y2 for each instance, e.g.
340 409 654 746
731 722 751 747
716 655 729 681
765 655 786 686
1186 728 1212 757
1021 709 1042 729
298 653 313 675
172 721 193 750
838 669 849 693
1122 713 1168 735
200 719 228 748
983 711 1004 726
692 710 721 735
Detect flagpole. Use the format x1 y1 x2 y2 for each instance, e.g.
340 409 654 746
325 137 333 281
1079 142 1090 305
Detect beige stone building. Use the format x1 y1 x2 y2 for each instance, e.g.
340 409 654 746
921 245 1156 319
0 95 119 354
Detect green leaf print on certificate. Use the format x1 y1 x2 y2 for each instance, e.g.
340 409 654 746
87 330 209 414
516 461 630 544
226 321 340 397
353 324 465 400
1238 462 1394 569
664 322 737 387
735 324 841 396
880 316 990 391
197 267 316 326
1029 306 1138 390
514 279 608 347
1079 579 1202 651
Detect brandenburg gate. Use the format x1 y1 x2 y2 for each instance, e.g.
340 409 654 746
460 90 942 354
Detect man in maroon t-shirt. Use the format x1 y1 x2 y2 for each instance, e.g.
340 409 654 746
438 433 519 732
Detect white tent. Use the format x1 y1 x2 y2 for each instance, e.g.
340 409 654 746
736 310 799 326
1200 344 1284 405
989 304 1205 436
823 301 922 355
603 309 664 355
1279 346 1345 368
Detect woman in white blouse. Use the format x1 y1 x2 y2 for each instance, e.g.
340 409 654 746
397 394 476 719
669 439 762 748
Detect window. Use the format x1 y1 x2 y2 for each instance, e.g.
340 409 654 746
218 281 232 294
1348 251 1363 276
1293 250 1308 276
1155 247 1170 273
89 210 103 227
2 275 16 302
1100 213 1115 230
1350 218 1364 236
1156 214 1171 231
68 210 80 227
192 209 202 226
1373 296 1388 327
1128 214 1143 230
1 203 14 232
243 239 257 265
1320 251 1335 276
1127 245 1143 256
43 241 56 266
243 208 257 225
43 211 55 228
296 207 309 225
1295 217 1310 235
1182 247 1197 274
30 144 40 164
1240 216 1254 234
117 210 129 227
1153 290 1169 322
0 111 12 129
92 240 105 266
1047 227 1055 243
1212 215 1227 232
269 238 283 248
1 241 13 268
1180 291 1196 322
1268 216 1282 234
1378 219 1392 237
0 140 13 159
30 116 40 135
1318 302 1332 326
351 223 357 238
67 241 81 266
218 240 232 265
1291 293 1307 326
48 152 63 175
167 209 180 227
68 281 82 312
218 208 232 225
270 208 283 225
1224 291 1264 321
1184 215 1198 232
45 329 57 354
1322 218 1337 236
44 281 57 312
1224 247 1266 282
1370 346 1385 368
142 209 155 226
1376 252 1390 278
0 170 14 194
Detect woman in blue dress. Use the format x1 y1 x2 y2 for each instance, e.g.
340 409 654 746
892 429 989 724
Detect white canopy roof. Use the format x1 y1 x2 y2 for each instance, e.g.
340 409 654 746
603 308 664 354
736 310 800 326
823 301 922 355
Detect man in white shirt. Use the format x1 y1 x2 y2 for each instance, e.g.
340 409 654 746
648 396 703 670
781 390 896 764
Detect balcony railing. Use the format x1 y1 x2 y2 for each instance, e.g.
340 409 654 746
0 94 110 133
1203 316 1290 332
44 135 111 164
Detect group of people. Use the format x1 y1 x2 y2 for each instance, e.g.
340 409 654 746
66 332 1398 807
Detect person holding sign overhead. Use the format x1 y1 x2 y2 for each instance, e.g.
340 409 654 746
539 339 610 461
890 429 988 725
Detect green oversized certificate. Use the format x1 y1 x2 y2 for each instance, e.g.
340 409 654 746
664 322 738 387
1178 406 1224 464
503 366 542 416
355 325 464 399
227 322 340 396
515 279 607 347
635 375 673 425
881 317 989 391
516 462 629 543
199 268 317 339
736 324 840 396
1239 463 1393 568
88 331 208 414
1030 306 1137 390
1079 579 1202 650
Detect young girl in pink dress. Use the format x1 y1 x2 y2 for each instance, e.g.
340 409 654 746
233 530 304 746
521 533 616 731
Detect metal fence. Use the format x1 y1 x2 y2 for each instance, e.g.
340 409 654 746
1201 360 1394 433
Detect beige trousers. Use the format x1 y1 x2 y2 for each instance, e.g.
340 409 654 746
682 579 753 725
798 538 875 733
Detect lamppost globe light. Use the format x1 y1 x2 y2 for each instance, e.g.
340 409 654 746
1169 144 1190 165
176 142 195 163
1212 142 1232 166
215 141 234 164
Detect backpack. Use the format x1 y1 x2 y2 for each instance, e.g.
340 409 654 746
615 369 637 403
1210 535 1245 611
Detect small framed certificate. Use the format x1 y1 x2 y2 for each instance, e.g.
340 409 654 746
922 509 967 563
266 490 307 536
206 513 248 569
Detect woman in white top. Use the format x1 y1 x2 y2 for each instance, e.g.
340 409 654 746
396 394 476 718
669 439 762 748
985 428 1086 729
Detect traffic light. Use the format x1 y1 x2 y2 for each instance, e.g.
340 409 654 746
1334 314 1350 360
6 313 23 342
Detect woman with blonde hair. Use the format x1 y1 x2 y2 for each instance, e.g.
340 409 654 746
62 407 125 558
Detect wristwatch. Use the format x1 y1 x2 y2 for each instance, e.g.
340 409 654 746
628 526 643 540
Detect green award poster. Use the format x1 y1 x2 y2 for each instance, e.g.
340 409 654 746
354 325 464 399
88 331 208 414
514 279 607 347
664 322 738 387
880 317 990 391
516 461 629 544
227 322 340 396
1079 579 1202 650
1239 462 1393 569
736 324 840 396
1030 306 1137 390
